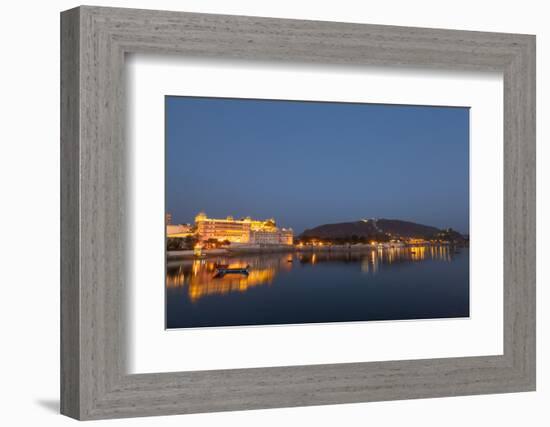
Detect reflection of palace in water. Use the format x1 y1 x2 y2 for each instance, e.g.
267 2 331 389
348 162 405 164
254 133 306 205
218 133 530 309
166 257 289 302
166 246 458 301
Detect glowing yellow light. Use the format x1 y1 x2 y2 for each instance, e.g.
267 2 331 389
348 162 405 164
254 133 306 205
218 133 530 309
186 263 276 302
193 244 203 257
193 212 292 246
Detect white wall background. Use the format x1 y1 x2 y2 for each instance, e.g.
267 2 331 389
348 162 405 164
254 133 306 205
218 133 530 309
0 1 546 425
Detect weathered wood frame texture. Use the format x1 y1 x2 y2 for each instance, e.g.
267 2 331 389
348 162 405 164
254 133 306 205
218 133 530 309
60 5 536 420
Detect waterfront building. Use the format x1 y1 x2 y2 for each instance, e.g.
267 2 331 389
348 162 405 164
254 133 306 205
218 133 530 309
195 212 251 243
249 228 293 245
194 212 293 245
278 228 294 245
165 213 172 225
167 223 193 238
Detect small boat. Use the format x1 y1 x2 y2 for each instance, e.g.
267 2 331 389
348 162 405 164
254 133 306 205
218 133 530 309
214 264 250 277
214 263 229 269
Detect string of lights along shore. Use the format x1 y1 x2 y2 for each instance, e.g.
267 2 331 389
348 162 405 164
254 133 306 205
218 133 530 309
166 212 466 251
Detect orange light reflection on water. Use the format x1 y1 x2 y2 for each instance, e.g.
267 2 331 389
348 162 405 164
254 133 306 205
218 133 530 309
167 259 277 302
361 245 452 274
167 246 458 300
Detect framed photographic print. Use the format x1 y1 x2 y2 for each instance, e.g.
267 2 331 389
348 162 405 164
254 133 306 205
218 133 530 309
61 6 536 420
164 96 471 330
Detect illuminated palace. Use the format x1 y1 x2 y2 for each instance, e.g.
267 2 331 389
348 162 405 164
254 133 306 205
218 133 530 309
194 212 293 245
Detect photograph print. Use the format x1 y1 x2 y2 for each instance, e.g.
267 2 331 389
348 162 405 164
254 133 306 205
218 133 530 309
165 96 470 329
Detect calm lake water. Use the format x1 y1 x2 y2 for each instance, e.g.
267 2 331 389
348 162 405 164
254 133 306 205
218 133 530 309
166 246 469 329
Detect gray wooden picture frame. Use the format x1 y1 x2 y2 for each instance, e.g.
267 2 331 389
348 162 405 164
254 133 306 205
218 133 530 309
60 5 536 420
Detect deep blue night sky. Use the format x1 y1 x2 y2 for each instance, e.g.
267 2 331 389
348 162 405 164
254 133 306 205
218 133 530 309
166 96 469 234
